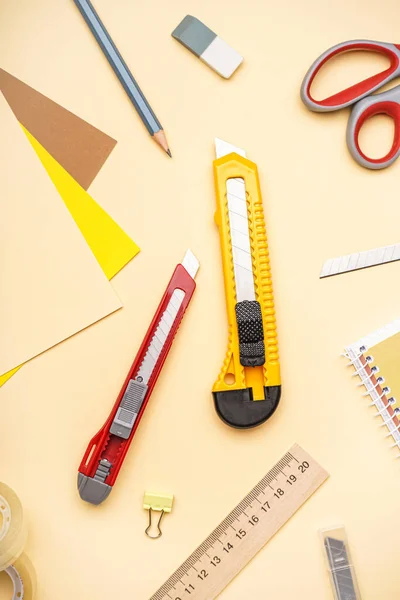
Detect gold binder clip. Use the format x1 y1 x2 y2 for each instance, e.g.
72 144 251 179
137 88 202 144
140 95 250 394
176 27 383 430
143 492 174 539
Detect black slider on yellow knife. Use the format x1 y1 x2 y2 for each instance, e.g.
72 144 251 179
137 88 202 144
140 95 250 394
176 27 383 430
212 138 281 428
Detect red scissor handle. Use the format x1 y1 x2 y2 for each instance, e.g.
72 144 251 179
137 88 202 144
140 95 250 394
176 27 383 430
79 261 196 487
346 85 400 169
301 40 400 112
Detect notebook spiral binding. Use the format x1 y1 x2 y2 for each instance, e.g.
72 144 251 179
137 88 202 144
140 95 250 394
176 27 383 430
344 346 400 456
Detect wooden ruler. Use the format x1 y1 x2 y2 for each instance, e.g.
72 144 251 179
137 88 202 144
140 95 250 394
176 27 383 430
150 444 328 600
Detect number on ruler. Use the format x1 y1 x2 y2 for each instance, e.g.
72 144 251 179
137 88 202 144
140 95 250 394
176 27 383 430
197 569 208 581
185 584 195 594
298 461 309 473
261 500 270 512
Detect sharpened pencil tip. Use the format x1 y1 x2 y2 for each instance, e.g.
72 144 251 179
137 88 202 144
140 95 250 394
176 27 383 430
153 130 171 156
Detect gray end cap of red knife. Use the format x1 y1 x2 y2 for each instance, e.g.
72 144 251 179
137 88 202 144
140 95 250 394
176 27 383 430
78 473 112 505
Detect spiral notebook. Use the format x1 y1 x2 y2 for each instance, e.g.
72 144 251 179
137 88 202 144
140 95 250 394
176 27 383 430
345 320 400 454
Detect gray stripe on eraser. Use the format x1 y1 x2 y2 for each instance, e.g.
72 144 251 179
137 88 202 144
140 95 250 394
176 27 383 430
172 15 217 58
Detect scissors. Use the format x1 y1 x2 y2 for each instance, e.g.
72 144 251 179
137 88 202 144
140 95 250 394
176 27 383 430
301 40 400 170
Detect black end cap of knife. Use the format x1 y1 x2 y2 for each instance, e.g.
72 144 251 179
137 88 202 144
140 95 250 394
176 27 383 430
213 385 281 429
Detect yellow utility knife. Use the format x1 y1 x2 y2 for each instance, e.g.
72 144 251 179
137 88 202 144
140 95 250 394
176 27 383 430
212 138 281 428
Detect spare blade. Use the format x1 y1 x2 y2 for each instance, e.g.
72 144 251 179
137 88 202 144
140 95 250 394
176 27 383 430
214 138 255 303
320 243 400 278
325 537 358 600
136 251 199 385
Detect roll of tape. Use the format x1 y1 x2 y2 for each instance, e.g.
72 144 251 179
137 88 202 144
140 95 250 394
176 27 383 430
5 554 36 599
0 483 27 571
0 483 36 599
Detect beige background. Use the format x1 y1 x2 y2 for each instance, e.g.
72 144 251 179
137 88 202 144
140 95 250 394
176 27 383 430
1 0 400 598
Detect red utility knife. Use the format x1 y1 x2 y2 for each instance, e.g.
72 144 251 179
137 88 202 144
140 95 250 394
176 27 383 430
78 250 199 505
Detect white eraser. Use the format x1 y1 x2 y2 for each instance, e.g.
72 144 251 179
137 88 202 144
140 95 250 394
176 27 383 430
172 15 243 79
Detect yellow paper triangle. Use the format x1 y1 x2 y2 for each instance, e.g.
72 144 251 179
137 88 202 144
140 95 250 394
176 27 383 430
0 126 139 387
22 126 139 279
0 366 20 386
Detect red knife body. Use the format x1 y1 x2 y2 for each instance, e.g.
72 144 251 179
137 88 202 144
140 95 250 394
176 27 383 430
78 252 198 504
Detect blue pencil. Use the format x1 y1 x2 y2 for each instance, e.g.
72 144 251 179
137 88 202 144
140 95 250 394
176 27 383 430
73 0 171 156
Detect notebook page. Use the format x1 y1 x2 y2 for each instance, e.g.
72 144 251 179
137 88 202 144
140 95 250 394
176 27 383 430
368 331 400 415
